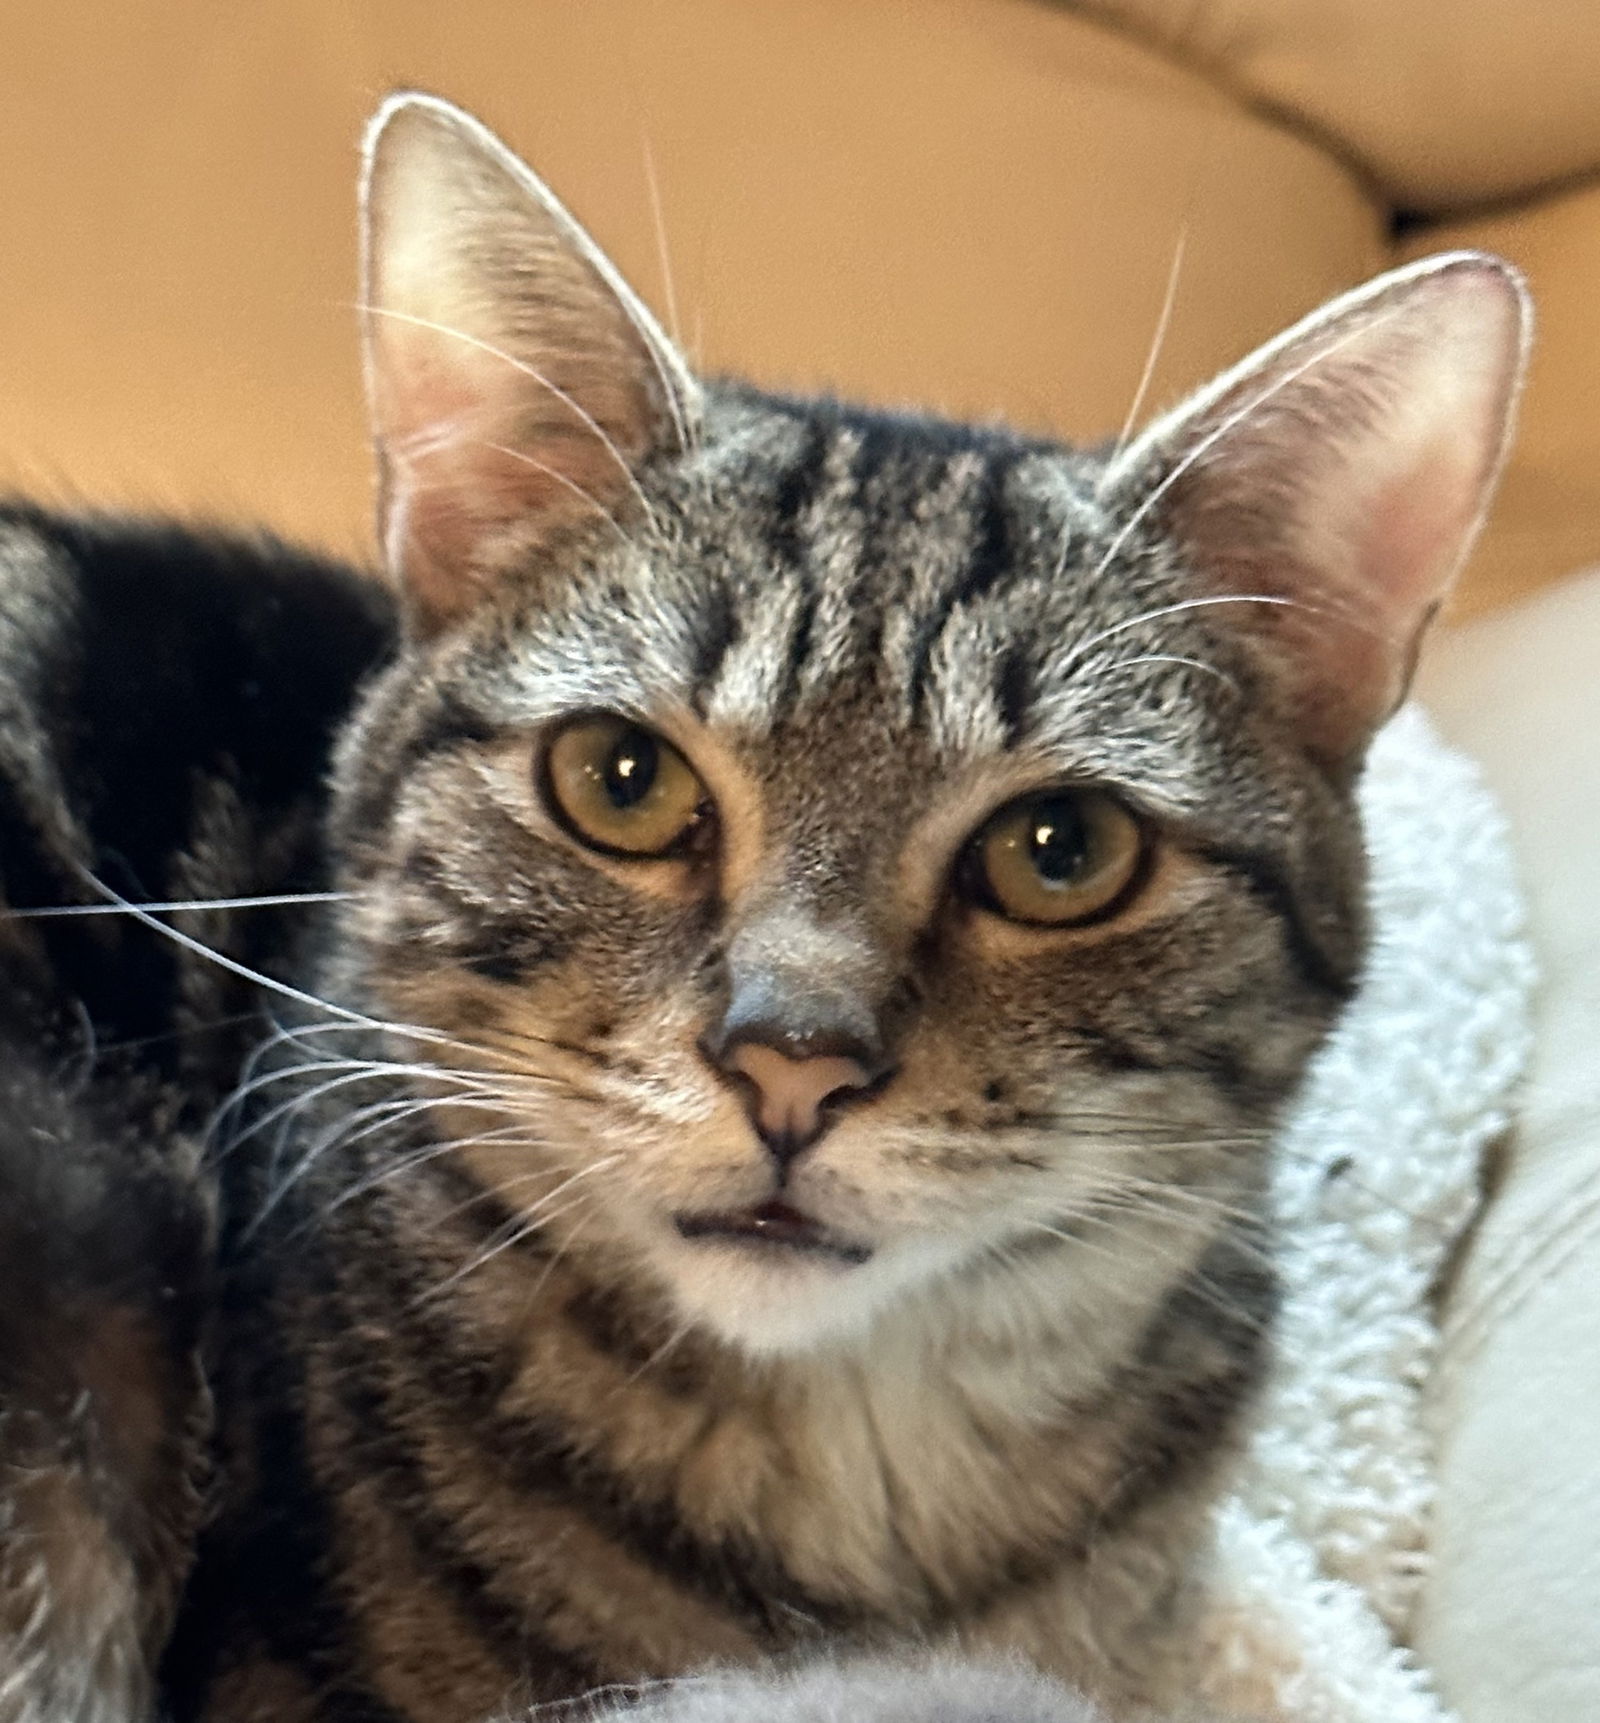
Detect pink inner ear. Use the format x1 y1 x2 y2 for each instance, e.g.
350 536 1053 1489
373 321 649 628
1357 439 1477 627
1259 438 1487 760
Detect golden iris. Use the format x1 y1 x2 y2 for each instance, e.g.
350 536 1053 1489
966 789 1144 926
543 716 708 857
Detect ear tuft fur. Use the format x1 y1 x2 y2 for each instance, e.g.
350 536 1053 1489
1105 251 1530 765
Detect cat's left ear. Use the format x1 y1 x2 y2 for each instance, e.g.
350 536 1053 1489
360 93 700 631
1103 252 1529 768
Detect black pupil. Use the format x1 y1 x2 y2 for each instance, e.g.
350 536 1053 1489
602 728 659 809
1027 797 1089 886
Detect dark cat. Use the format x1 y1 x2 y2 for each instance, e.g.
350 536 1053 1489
0 92 1525 1723
0 507 392 1719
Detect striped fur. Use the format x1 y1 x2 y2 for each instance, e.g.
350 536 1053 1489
0 94 1524 1723
163 373 1349 1722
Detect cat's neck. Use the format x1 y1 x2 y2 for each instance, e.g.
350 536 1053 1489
249 1121 1259 1707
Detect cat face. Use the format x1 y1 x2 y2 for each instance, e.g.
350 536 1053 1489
328 94 1526 1354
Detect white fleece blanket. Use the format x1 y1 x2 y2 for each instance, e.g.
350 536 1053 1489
1189 706 1535 1723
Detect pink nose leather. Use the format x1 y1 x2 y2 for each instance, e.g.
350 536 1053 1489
725 1041 872 1147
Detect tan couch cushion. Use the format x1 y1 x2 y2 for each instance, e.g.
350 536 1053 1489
1067 0 1600 211
0 0 1380 566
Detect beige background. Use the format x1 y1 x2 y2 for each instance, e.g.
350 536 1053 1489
0 3 1595 606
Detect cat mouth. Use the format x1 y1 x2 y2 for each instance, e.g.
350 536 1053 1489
673 1200 872 1265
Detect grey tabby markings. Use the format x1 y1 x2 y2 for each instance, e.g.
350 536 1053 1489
1 89 1526 1723
169 95 1522 1723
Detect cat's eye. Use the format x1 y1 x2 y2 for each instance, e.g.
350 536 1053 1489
542 716 710 858
962 789 1145 927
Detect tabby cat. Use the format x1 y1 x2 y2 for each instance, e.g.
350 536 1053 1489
0 92 1525 1723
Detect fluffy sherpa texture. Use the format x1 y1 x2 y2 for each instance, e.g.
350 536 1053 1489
1189 705 1534 1723
568 1657 1106 1722
552 706 1532 1723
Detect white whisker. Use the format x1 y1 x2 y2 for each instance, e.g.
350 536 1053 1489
253 1088 531 1230
2 890 347 920
1059 593 1301 677
1101 651 1242 695
1016 1216 1270 1334
415 1163 619 1304
638 131 683 354
484 443 634 544
1107 223 1189 471
623 1313 698 1387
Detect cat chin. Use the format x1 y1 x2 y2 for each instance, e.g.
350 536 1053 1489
643 1227 972 1357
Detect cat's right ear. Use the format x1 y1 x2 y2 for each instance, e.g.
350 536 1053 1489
360 93 700 632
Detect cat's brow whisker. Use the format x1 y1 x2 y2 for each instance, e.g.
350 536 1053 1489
1106 221 1189 472
1102 651 1242 695
638 130 684 359
1059 592 1304 677
356 304 660 528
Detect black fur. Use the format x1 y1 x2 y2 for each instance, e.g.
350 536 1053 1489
0 505 392 1712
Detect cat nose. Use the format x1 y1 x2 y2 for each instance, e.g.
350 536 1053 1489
702 1014 887 1167
721 1037 876 1163
707 913 896 1165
